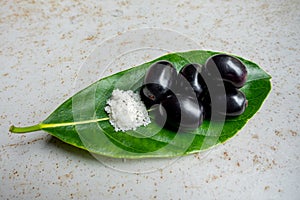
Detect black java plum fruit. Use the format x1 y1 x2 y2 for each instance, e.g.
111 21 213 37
140 61 177 108
205 85 248 118
153 94 204 132
224 88 247 116
178 63 207 100
204 54 247 88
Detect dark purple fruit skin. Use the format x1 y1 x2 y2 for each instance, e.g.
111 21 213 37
204 54 247 88
224 88 247 116
141 61 177 107
153 94 204 132
140 84 173 108
204 85 247 118
179 63 207 100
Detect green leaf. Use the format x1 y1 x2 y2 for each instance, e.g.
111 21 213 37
10 50 272 158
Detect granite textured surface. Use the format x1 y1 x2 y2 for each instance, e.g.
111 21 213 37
1 0 299 199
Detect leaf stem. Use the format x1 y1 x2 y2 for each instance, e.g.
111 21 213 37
9 117 110 134
9 124 42 133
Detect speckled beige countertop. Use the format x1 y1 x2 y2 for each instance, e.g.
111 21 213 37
1 0 299 199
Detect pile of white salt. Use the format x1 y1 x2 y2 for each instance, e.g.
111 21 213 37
104 89 151 132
